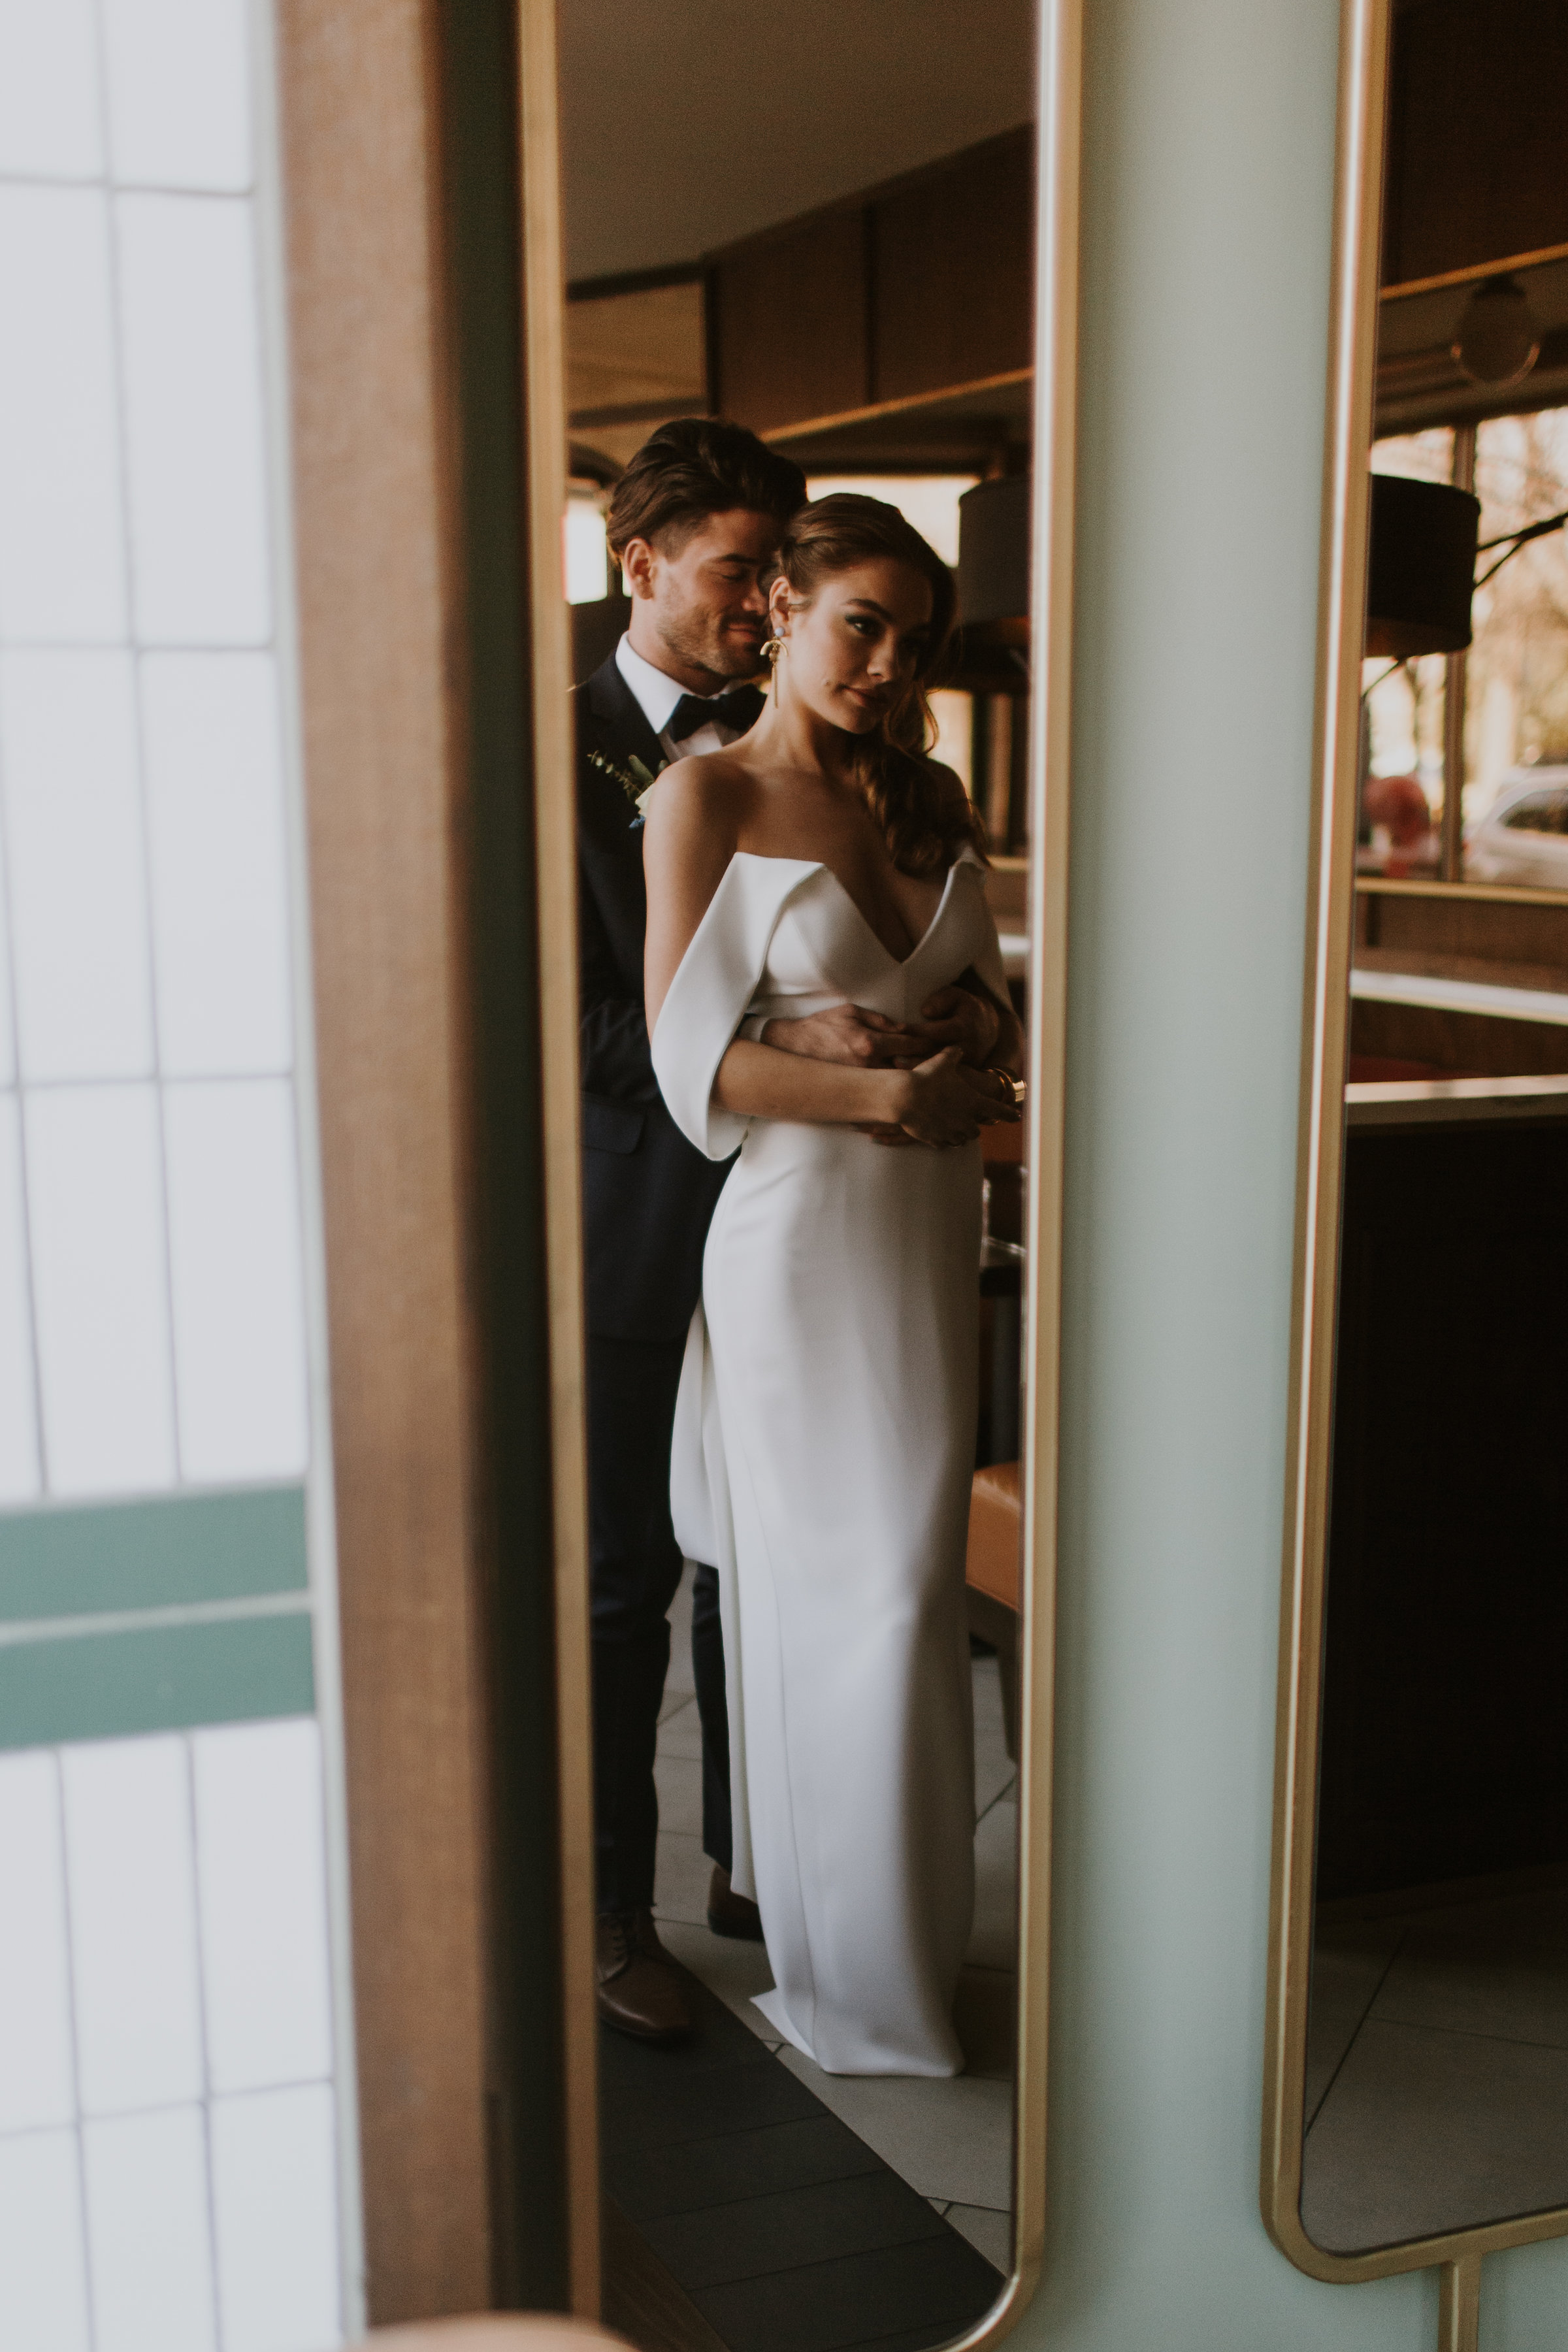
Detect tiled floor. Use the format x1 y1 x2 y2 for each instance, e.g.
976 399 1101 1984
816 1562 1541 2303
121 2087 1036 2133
649 1568 1018 2270
1301 1884 1568 2253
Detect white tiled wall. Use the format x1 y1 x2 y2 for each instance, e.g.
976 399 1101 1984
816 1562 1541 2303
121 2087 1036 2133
0 1095 41 1501
0 0 357 2345
0 0 304 1506
0 2129 94 2352
0 1725 342 2352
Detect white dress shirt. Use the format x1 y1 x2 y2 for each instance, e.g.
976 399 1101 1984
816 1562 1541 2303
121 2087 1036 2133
615 633 754 762
617 632 775 1037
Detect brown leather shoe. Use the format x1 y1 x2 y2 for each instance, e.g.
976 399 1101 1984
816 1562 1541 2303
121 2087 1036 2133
596 1908 692 2044
707 1865 765 1943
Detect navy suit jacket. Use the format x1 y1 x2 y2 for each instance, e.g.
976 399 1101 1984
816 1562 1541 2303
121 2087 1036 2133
576 652 736 1343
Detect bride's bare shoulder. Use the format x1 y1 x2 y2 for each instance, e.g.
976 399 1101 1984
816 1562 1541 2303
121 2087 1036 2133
644 749 751 843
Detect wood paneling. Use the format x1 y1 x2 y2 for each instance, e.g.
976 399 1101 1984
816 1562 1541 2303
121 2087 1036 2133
1383 0 1568 286
278 0 492 2316
277 0 572 2319
1358 885 1568 978
710 211 869 433
704 129 1036 438
871 131 1034 404
1349 994 1568 1076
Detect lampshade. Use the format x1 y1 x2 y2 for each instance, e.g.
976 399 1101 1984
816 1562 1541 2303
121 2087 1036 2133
957 474 1031 642
1365 474 1479 660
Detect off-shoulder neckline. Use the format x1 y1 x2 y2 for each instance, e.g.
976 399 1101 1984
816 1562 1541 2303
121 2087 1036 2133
728 849 967 971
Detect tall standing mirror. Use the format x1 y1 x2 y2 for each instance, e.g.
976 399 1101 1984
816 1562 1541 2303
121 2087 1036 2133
521 0 1081 2342
1266 3 1568 2344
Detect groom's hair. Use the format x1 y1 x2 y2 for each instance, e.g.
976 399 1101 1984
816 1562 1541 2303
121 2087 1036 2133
607 419 806 563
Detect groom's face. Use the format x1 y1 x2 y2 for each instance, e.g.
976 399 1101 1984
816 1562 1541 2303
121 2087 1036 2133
624 507 781 691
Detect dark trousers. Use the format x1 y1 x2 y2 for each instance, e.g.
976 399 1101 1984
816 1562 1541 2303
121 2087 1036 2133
588 1331 732 1912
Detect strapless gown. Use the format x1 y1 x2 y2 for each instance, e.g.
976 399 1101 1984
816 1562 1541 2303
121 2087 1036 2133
651 848 1007 2076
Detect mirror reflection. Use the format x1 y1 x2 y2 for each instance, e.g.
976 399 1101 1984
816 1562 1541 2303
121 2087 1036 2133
1300 0 1568 2260
559 5 1038 2340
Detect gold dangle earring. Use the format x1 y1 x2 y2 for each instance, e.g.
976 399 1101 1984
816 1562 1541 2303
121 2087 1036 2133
761 636 785 704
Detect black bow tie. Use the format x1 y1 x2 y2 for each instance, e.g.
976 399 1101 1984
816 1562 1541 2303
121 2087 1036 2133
666 685 764 744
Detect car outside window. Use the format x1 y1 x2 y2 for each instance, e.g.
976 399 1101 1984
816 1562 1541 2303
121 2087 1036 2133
1503 791 1568 834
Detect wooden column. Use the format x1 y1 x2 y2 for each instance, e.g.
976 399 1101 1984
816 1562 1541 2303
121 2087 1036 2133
275 0 583 2319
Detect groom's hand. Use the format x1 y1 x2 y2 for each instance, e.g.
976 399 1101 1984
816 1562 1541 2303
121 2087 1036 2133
907 983 1001 1066
760 1003 926 1067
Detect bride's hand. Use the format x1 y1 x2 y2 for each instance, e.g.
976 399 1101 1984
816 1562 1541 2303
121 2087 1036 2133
894 1049 1020 1148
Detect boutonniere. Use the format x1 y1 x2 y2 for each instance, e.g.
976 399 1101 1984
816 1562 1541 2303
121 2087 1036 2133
588 749 666 828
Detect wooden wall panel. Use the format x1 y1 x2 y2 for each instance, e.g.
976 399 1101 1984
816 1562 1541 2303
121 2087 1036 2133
1383 0 1568 286
277 0 493 2318
871 129 1034 404
710 211 869 433
276 0 573 2321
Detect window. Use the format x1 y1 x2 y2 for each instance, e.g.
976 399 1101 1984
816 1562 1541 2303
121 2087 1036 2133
1361 429 1453 875
563 487 609 603
1463 406 1568 848
1363 412 1568 889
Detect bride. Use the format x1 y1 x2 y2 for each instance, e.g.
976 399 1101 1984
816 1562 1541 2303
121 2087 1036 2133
644 494 1024 2076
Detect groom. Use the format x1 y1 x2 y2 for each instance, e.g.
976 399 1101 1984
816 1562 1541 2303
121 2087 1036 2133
578 419 806 2042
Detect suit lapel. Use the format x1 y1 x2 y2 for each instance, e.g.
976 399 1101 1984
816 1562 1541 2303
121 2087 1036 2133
584 652 667 776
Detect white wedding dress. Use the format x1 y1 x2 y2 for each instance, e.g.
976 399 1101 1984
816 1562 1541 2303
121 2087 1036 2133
651 848 1007 2076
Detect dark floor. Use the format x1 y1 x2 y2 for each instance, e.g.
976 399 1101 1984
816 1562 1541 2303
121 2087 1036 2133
1301 1881 1568 2253
600 1972 1005 2352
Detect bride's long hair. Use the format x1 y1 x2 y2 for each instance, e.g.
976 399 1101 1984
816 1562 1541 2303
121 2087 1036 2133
766 494 987 876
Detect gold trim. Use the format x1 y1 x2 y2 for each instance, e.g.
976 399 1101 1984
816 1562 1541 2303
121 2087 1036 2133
517 0 600 2315
1264 0 1568 2307
1381 238 1568 303
760 369 1034 449
1438 2256 1483 2352
1011 0 1081 2317
1263 0 1387 2281
946 4 1082 2340
1356 874 1568 909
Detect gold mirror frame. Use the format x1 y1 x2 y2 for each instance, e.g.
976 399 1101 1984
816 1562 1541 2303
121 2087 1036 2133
1262 1 1568 2344
516 0 1086 2331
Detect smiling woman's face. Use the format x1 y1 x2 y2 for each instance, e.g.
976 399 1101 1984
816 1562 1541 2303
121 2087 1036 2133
770 557 934 736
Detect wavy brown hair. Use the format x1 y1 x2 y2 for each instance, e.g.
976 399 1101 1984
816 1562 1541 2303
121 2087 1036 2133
606 418 806 560
768 493 987 875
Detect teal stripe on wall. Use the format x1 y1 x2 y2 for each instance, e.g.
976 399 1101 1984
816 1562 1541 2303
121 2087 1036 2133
0 1486 308 1624
0 1611 316 1750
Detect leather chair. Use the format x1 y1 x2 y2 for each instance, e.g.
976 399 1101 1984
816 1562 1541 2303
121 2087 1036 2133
966 1460 1021 1761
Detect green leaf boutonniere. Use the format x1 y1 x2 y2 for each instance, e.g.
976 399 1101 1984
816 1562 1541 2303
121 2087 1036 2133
588 749 667 828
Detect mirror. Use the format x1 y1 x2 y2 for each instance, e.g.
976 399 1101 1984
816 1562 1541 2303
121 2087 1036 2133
540 3 1074 2342
1266 0 1568 2336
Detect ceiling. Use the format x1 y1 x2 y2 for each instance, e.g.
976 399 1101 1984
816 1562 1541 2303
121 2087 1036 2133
557 0 1037 286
